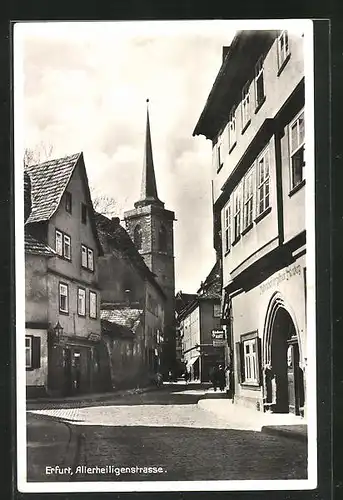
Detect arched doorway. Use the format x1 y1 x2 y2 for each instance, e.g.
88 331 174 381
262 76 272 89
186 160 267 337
264 296 305 415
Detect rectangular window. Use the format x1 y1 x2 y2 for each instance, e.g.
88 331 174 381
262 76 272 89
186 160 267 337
55 230 63 256
78 287 86 316
233 186 242 241
87 248 94 271
228 107 237 151
255 56 265 109
65 191 72 214
89 291 97 319
59 283 69 313
257 148 270 216
81 203 87 224
63 235 71 260
278 30 290 69
81 245 88 268
25 336 32 368
224 201 231 253
243 167 255 230
213 303 221 318
243 339 257 383
289 110 305 189
217 137 223 171
81 244 94 271
241 82 251 131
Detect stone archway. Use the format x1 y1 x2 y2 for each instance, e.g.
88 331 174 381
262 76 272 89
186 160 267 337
263 293 305 415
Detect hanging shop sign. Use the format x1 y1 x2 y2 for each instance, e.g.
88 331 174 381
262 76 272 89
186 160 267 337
211 329 226 347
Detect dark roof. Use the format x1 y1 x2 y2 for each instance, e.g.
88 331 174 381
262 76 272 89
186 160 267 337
197 260 222 299
101 307 143 339
134 104 164 209
193 30 278 140
177 261 222 320
25 153 80 223
25 229 56 257
25 152 103 255
95 212 165 299
175 292 197 315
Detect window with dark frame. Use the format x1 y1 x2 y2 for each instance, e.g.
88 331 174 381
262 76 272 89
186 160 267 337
257 148 270 216
224 201 231 253
241 82 251 130
25 336 32 368
65 191 72 214
89 291 97 319
81 244 94 271
233 186 241 241
236 334 261 386
78 287 86 316
243 166 255 229
278 30 290 69
56 229 71 260
81 203 87 224
213 303 221 318
217 136 223 171
254 56 265 109
59 283 69 313
289 110 305 190
228 107 237 151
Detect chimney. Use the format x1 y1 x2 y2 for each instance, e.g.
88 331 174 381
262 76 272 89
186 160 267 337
222 46 230 63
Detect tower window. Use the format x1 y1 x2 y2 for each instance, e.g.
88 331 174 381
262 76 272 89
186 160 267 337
159 225 167 252
134 225 143 250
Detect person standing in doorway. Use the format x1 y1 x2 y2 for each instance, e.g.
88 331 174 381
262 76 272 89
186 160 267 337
218 364 226 392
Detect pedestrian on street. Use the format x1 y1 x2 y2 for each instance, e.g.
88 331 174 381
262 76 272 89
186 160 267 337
218 364 226 392
210 365 218 391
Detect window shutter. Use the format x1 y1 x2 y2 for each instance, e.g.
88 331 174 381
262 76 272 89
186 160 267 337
235 341 244 384
256 336 262 386
32 336 41 369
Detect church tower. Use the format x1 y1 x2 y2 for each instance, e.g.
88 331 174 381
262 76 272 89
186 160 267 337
124 100 176 375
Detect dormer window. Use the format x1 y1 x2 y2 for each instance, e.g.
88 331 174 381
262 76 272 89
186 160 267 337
65 191 72 214
254 56 265 111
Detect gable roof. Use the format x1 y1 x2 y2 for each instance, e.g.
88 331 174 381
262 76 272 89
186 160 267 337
25 228 56 257
101 307 143 339
95 212 165 299
25 152 103 255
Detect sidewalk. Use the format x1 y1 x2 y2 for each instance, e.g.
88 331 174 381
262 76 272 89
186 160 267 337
26 412 79 481
197 395 307 442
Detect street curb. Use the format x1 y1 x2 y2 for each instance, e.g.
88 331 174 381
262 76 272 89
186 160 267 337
261 425 308 442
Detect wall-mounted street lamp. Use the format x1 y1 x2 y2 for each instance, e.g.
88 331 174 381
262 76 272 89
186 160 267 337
53 321 64 342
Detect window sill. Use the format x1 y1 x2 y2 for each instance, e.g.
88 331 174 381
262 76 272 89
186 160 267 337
241 222 253 236
289 179 306 197
59 310 69 316
241 119 251 135
254 95 266 114
57 255 72 262
277 53 291 76
81 265 94 273
77 313 86 318
255 206 272 224
26 367 35 372
231 236 241 247
89 316 98 320
240 383 261 390
228 142 237 155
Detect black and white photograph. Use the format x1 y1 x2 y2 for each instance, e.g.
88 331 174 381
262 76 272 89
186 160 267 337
15 19 316 493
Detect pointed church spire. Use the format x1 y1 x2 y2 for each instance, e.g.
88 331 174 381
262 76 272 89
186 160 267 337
135 99 164 208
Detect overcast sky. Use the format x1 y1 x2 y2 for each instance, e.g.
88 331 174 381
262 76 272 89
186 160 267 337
16 20 309 293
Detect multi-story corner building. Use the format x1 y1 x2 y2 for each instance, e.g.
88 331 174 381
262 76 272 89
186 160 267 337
124 102 176 378
95 213 165 388
178 261 224 382
25 153 107 397
193 30 308 416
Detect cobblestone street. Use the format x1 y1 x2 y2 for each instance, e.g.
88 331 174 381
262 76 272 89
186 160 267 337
27 385 307 482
